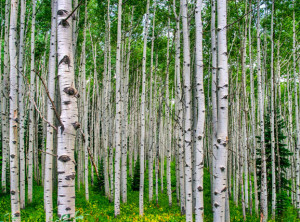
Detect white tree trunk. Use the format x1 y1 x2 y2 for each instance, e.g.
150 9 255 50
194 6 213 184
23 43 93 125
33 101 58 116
18 0 26 209
114 0 122 216
28 0 36 203
248 3 259 214
257 1 268 220
1 0 10 194
270 0 276 218
181 0 192 220
9 0 21 220
194 0 205 221
56 0 79 218
213 0 229 220
44 0 57 220
82 0 89 202
139 0 150 216
148 2 156 202
293 4 300 218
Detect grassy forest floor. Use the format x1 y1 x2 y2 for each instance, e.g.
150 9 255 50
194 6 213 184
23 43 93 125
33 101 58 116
0 168 298 221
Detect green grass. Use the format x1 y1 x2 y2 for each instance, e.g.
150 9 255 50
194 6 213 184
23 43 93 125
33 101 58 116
0 167 298 221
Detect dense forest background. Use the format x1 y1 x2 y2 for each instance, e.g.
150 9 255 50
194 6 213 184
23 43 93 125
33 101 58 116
0 0 299 221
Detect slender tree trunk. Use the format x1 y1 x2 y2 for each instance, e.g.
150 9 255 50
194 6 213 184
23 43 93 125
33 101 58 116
165 9 172 207
9 0 21 220
56 0 79 218
257 1 268 220
1 0 10 194
248 3 259 214
44 0 57 220
194 0 205 220
28 0 36 203
270 0 276 218
211 0 218 211
213 0 229 220
181 0 193 220
139 0 150 216
148 2 156 202
292 4 300 217
114 0 122 216
82 0 89 202
18 0 26 209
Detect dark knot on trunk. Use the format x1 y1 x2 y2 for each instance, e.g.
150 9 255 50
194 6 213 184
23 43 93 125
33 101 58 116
58 155 71 162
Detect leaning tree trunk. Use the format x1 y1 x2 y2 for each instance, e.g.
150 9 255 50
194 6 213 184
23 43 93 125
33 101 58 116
44 0 57 220
9 0 21 220
56 0 79 218
213 0 229 221
139 0 150 216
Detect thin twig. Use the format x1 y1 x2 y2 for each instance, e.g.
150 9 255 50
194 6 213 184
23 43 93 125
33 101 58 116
34 69 64 129
38 149 58 157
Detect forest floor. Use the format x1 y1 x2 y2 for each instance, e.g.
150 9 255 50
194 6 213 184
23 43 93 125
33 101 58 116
0 168 298 221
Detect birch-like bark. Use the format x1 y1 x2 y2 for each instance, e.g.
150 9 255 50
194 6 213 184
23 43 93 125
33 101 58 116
165 9 172 207
82 0 89 201
211 0 218 209
293 4 300 217
270 0 276 218
18 0 26 208
28 0 36 203
181 0 192 220
1 0 10 194
121 7 133 203
148 1 156 201
9 0 21 220
173 2 185 212
139 0 150 216
56 0 78 218
194 0 205 220
114 0 122 216
44 0 57 220
213 0 229 220
248 3 259 214
257 1 268 220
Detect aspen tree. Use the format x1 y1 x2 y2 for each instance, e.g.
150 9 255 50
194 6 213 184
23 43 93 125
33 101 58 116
9 0 21 220
1 0 10 194
213 0 229 220
257 1 268 220
194 0 205 220
270 0 276 218
173 0 185 213
114 0 122 216
82 0 89 201
165 8 172 207
28 0 36 203
44 0 57 220
149 2 156 202
18 0 26 208
56 0 79 217
139 0 150 216
248 2 259 214
211 0 218 208
292 3 300 217
181 0 193 220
